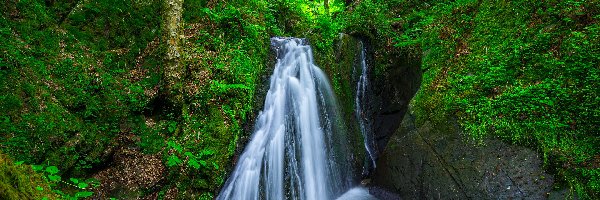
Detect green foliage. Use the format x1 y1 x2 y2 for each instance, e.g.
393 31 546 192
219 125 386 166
0 0 264 198
159 0 286 197
1 0 163 198
341 0 393 37
31 164 100 199
4 0 597 199
377 0 600 198
165 140 217 170
1 0 163 164
0 153 57 199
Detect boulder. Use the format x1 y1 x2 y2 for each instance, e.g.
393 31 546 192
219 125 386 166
372 104 556 199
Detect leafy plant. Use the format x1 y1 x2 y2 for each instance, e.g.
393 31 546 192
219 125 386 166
31 164 99 199
165 140 218 170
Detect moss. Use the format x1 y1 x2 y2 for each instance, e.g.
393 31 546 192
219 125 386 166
321 34 366 172
380 0 600 198
336 0 600 198
0 153 57 200
3 0 597 198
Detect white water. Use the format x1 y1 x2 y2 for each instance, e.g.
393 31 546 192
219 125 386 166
336 187 378 200
217 38 354 200
355 41 376 168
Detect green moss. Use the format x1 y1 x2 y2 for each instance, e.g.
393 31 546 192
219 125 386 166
0 153 57 200
2 0 597 198
380 0 599 198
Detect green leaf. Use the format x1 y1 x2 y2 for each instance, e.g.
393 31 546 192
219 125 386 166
45 166 59 174
213 162 219 170
167 155 182 167
36 186 44 191
15 161 24 165
78 182 89 189
70 178 79 184
168 121 177 133
199 160 207 167
75 191 94 198
201 8 211 15
1 116 9 123
200 149 215 156
31 165 43 172
167 140 183 153
48 175 61 182
188 158 200 169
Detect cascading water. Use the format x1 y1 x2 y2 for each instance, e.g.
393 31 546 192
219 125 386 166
217 37 355 200
355 41 376 170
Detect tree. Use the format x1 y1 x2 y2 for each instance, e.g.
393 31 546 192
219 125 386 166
163 0 185 105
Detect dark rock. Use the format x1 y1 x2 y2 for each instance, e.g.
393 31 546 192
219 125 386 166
368 186 402 200
369 44 422 163
335 33 422 178
372 105 556 199
335 34 369 177
359 36 422 178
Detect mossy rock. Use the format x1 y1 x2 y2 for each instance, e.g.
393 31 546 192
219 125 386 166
0 153 57 200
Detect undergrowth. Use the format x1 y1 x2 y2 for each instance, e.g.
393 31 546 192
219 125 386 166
1 0 597 198
370 0 599 198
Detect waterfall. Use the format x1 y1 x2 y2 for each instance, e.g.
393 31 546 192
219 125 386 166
336 187 378 200
355 41 376 169
217 37 353 200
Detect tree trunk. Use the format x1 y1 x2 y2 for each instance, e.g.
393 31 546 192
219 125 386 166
324 0 329 14
163 0 184 104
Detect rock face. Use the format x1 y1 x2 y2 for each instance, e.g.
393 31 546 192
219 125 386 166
334 34 370 176
368 43 422 167
335 34 423 177
371 105 556 199
335 33 562 199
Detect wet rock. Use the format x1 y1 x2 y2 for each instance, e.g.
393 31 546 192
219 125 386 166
368 43 422 164
335 33 422 178
368 186 402 200
372 105 555 199
335 34 370 176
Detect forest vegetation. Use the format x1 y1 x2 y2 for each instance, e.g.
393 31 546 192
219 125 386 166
0 0 598 199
